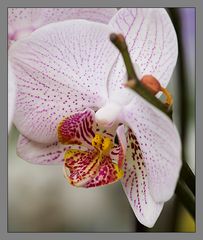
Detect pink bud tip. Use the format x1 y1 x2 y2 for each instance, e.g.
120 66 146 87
140 75 161 95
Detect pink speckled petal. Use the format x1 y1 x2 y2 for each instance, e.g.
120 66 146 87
123 95 182 203
110 124 127 169
9 20 118 144
64 149 101 187
8 61 16 131
41 8 117 25
17 134 69 165
64 152 123 188
63 122 125 188
121 128 164 227
84 155 123 188
58 108 96 148
116 124 128 168
108 8 178 95
8 8 42 43
84 126 126 188
8 8 117 43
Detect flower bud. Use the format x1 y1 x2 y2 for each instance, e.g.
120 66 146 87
140 75 161 95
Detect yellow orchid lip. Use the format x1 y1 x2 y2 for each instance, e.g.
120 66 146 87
63 132 123 187
57 109 124 188
92 133 113 155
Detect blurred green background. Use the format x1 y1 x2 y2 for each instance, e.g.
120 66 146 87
8 8 195 232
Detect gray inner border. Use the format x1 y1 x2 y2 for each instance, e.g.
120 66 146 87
0 0 202 240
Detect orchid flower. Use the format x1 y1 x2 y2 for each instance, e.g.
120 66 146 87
9 8 182 227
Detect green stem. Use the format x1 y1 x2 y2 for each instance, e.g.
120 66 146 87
175 180 195 219
110 33 138 81
110 33 172 119
180 161 195 195
134 82 173 118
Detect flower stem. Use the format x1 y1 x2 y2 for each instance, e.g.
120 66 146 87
110 33 138 82
110 33 172 119
180 161 195 195
175 180 195 219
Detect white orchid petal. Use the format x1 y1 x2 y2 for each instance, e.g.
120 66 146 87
17 134 72 165
123 95 182 202
8 8 117 43
121 128 163 227
9 20 118 144
108 8 178 95
8 62 16 131
17 134 87 165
